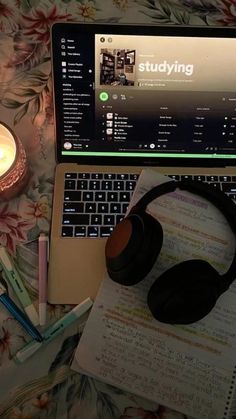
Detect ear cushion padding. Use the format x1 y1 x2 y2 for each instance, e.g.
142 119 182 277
147 259 221 324
106 212 163 285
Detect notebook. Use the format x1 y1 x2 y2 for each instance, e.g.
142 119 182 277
72 169 236 419
48 22 236 304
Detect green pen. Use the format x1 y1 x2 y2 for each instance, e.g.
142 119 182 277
0 247 39 326
14 297 93 363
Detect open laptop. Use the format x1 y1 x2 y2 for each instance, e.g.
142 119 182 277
48 22 236 304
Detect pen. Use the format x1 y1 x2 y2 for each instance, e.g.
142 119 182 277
0 247 39 326
0 280 43 342
38 233 48 326
14 297 93 363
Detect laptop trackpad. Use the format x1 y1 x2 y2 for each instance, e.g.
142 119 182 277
48 238 106 304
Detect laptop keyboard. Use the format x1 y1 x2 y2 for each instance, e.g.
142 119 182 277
61 172 236 238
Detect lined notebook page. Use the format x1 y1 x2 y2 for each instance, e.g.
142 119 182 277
72 170 236 419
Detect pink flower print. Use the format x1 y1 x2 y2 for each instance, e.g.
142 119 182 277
113 0 129 10
32 392 53 412
22 5 71 47
78 1 96 20
0 318 26 364
10 394 54 419
19 195 51 232
10 407 32 419
33 90 54 128
0 1 18 32
120 406 187 419
47 302 73 322
215 0 236 25
120 407 160 419
0 204 30 253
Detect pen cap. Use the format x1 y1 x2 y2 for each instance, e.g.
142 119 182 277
0 246 12 270
14 341 42 363
39 233 49 261
24 305 40 327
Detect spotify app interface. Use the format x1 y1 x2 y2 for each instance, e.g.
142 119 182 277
54 30 236 159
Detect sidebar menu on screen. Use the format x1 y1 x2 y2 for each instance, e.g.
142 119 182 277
55 33 95 151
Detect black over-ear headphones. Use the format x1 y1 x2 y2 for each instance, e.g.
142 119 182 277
105 180 236 325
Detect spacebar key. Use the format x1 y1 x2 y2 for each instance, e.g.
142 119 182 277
63 214 90 225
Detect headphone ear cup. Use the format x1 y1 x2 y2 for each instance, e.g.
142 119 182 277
105 211 163 285
147 259 221 324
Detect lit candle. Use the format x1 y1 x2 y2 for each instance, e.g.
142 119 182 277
0 122 29 200
0 128 17 176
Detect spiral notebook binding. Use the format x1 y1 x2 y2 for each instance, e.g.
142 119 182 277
223 366 236 419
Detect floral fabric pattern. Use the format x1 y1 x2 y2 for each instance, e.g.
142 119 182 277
0 1 231 418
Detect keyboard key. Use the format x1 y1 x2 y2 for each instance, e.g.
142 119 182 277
63 202 84 213
75 226 86 237
77 180 88 189
206 175 217 182
122 203 129 213
64 191 81 201
116 215 124 224
82 191 94 201
78 173 90 179
220 176 231 182
104 173 115 179
120 192 131 202
91 214 102 225
194 175 206 181
91 173 103 179
62 226 74 237
126 181 136 190
114 181 124 190
110 203 121 213
117 174 128 180
107 192 118 202
62 214 90 225
95 192 106 201
130 174 139 180
65 173 77 179
98 203 109 213
101 227 114 237
89 180 101 190
85 203 96 213
88 226 99 237
65 179 76 189
102 180 112 190
208 182 220 189
104 215 115 225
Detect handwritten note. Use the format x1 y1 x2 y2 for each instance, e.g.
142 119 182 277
72 170 236 419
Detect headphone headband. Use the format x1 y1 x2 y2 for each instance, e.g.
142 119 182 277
131 180 236 287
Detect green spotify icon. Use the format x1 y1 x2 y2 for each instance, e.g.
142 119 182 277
99 91 109 101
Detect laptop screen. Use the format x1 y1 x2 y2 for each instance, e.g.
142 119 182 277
51 23 236 166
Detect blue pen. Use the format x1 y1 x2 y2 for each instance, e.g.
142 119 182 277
0 279 43 343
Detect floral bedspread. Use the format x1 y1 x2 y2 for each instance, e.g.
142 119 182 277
0 1 233 418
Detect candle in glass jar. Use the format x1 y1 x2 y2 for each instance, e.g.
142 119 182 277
0 132 17 176
0 122 29 200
